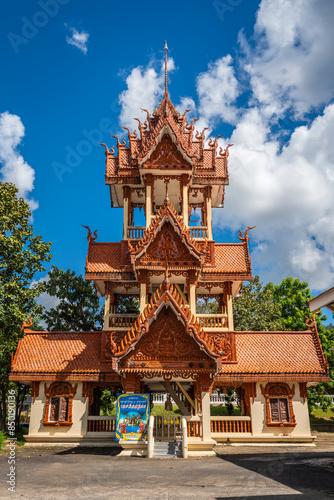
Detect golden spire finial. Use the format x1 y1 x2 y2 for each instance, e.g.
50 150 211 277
164 40 168 97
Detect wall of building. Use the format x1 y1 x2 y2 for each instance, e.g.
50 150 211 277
250 382 311 437
28 381 88 438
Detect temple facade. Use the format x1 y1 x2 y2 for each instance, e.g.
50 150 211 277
10 48 329 455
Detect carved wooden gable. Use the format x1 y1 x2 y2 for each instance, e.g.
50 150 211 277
143 135 191 170
138 222 199 265
121 307 215 371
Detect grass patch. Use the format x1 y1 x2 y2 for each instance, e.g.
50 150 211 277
210 405 241 416
310 406 334 427
0 431 6 451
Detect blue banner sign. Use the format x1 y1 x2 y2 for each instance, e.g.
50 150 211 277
115 394 150 441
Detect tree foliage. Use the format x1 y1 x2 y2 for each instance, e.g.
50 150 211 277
0 182 52 430
234 275 334 410
41 266 103 331
233 276 281 331
115 296 140 314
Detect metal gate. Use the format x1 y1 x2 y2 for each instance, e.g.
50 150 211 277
154 415 181 441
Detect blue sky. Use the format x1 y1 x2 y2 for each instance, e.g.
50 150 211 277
1 0 334 303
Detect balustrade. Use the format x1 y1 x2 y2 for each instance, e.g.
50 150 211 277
109 314 139 328
87 416 116 433
210 417 251 433
196 314 228 329
188 227 208 239
127 226 145 239
187 419 202 438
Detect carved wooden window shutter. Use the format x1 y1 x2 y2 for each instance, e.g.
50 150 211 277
43 382 77 426
261 382 296 427
49 397 60 422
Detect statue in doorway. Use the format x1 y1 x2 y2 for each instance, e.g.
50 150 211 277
165 394 173 412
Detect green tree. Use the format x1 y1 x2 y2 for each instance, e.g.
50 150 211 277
233 276 281 331
269 277 327 331
116 296 140 314
41 266 103 331
0 182 52 431
196 299 219 314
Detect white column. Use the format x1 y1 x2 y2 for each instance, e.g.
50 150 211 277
227 295 234 330
189 284 196 315
146 184 152 228
140 283 147 313
123 197 129 240
104 294 110 330
206 195 213 240
201 391 212 441
182 183 188 226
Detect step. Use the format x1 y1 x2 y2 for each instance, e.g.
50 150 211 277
153 441 183 458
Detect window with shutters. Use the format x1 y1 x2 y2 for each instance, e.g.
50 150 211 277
261 382 296 427
43 382 77 426
269 397 290 424
49 397 69 422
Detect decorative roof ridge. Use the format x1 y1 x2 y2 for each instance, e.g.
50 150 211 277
128 200 204 260
113 282 220 364
232 330 316 334
19 330 106 335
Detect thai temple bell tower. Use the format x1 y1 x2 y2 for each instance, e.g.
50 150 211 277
11 44 328 454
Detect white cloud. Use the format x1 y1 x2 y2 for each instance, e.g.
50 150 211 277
242 0 334 119
31 275 60 328
0 111 38 211
66 26 89 55
196 55 240 126
119 57 175 129
214 103 334 290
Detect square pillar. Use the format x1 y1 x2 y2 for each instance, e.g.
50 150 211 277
140 283 147 313
104 293 110 330
201 391 212 441
189 283 196 315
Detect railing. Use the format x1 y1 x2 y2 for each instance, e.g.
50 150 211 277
188 227 208 239
187 419 202 438
128 226 146 239
196 314 228 329
87 416 116 433
181 417 188 458
148 415 154 458
109 314 139 329
210 417 251 434
154 415 181 440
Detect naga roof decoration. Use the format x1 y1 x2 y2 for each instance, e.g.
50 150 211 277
128 199 205 266
104 82 230 185
111 277 222 371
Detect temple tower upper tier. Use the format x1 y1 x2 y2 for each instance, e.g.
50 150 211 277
102 91 232 242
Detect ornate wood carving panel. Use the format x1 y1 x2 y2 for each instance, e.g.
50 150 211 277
143 135 191 170
139 223 198 264
122 307 214 371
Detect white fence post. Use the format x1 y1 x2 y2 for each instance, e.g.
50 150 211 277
148 415 154 458
181 417 188 459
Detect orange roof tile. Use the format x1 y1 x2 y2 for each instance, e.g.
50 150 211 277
216 331 328 382
204 243 251 275
10 332 117 381
86 242 122 273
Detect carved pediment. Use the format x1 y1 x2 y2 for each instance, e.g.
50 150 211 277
121 307 214 370
142 135 191 169
136 222 199 266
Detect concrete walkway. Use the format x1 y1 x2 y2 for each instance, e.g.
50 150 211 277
0 433 333 499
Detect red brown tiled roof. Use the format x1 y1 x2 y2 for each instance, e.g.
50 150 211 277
216 330 328 383
86 242 122 273
10 332 117 381
205 243 251 275
10 327 328 383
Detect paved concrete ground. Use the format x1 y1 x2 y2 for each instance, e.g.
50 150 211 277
1 433 334 499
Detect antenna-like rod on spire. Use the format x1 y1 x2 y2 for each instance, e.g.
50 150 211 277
164 40 168 97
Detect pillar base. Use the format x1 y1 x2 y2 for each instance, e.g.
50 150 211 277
119 439 148 456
